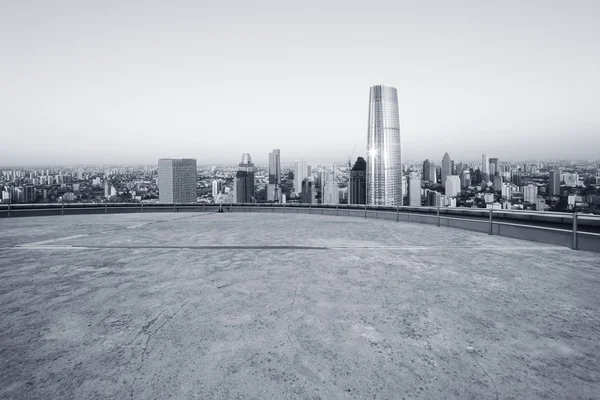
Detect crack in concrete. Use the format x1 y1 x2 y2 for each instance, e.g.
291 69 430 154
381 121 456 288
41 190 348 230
129 289 202 399
285 270 303 346
472 354 499 400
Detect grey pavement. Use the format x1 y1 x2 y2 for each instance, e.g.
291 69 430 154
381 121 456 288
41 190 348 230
1 212 599 399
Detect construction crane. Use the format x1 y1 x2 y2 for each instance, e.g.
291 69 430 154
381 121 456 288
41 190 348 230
347 144 357 170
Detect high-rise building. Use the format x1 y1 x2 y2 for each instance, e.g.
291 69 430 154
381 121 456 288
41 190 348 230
423 159 432 183
301 178 316 204
482 154 490 182
408 172 421 206
549 170 560 196
211 179 222 198
104 181 111 198
294 160 308 197
322 182 339 205
441 153 451 187
366 85 402 206
489 158 499 176
427 190 441 207
24 185 35 203
268 149 281 202
445 175 461 197
233 153 255 203
493 175 503 192
158 158 197 203
523 184 538 203
349 157 366 205
460 171 471 189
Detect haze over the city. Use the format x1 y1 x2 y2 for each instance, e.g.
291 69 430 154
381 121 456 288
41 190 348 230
1 0 598 166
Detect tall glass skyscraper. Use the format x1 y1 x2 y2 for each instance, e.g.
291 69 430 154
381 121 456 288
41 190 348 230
158 158 197 203
366 85 402 206
233 153 255 203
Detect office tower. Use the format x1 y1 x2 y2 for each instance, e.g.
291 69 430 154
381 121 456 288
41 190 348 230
482 154 489 182
511 169 522 186
24 185 35 203
294 160 308 197
349 157 366 205
366 85 402 206
423 159 431 183
441 153 451 186
158 158 197 203
233 153 255 203
549 170 560 196
460 171 471 189
524 184 538 203
455 162 464 176
408 172 421 206
489 158 499 176
301 178 316 204
493 175 503 192
444 175 461 197
451 160 455 175
427 190 441 207
322 182 339 205
502 183 513 199
267 149 281 202
212 179 222 198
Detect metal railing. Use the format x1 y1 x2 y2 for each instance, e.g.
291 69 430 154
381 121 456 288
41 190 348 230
1 202 599 252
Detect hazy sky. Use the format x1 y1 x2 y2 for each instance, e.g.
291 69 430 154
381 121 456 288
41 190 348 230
1 0 598 166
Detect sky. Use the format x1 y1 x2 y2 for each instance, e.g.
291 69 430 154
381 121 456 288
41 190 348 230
1 0 599 166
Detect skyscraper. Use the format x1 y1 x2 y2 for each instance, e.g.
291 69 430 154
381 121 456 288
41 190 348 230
294 160 308 197
489 158 499 176
349 157 367 205
158 158 197 203
366 85 402 206
482 154 490 183
408 172 421 206
322 182 339 205
549 170 560 196
301 178 316 204
233 153 255 203
441 153 451 188
267 149 281 202
211 179 222 199
445 175 461 197
423 159 431 183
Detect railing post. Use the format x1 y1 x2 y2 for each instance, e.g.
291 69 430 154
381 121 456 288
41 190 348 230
396 205 399 222
7 203 10 218
174 203 176 213
257 203 260 213
105 203 107 214
336 204 339 216
61 201 64 216
364 203 367 218
572 212 578 250
489 208 493 235
309 203 312 214
141 203 144 213
203 203 205 213
437 207 440 227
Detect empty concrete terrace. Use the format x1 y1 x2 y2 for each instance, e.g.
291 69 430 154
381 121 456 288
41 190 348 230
1 213 599 399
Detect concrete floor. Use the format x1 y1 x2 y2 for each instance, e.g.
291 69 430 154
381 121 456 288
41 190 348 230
1 212 599 400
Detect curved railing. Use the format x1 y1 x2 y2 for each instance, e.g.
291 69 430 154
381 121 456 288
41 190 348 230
1 202 599 252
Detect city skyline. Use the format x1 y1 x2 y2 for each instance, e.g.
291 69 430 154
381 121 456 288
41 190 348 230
1 1 599 166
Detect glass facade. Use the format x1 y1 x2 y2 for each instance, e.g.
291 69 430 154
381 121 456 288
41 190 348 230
367 85 402 206
158 158 197 203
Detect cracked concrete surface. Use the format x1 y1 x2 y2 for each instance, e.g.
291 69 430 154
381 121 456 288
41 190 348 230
1 212 600 399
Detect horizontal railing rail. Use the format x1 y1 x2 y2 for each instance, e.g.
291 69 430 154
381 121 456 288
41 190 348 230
1 202 599 252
